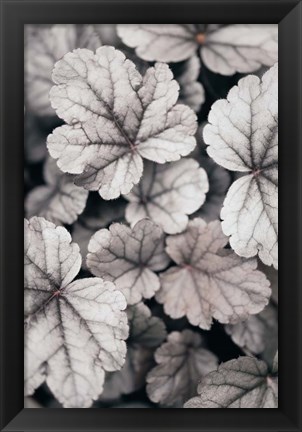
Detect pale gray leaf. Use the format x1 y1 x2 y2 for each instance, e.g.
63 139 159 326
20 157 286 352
202 25 278 75
146 330 218 407
25 157 88 225
25 24 103 116
87 219 170 304
118 24 278 75
47 47 197 199
177 55 205 112
225 303 278 364
184 356 278 408
117 24 198 62
24 217 81 317
24 217 128 408
156 219 271 330
204 64 278 268
124 159 208 234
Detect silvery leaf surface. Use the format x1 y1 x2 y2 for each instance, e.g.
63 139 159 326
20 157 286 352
184 356 278 408
117 24 278 75
87 219 169 304
47 47 197 199
156 219 271 330
124 159 208 234
204 64 278 268
24 217 128 408
146 330 218 406
117 24 199 62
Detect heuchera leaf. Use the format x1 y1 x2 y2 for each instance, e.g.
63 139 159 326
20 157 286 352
184 356 278 408
156 219 271 330
124 159 208 234
25 157 88 225
117 24 278 75
25 24 103 116
117 25 199 63
177 55 205 112
204 64 278 268
101 303 166 400
24 217 128 408
87 219 170 304
225 303 278 365
146 330 218 407
47 46 197 199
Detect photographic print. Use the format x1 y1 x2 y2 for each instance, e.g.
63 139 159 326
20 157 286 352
24 24 278 409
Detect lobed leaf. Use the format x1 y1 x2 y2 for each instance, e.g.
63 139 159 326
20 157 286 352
47 47 197 199
87 219 170 304
146 330 218 406
204 64 278 268
124 159 208 234
24 217 128 408
127 302 167 347
118 25 199 63
156 219 271 330
118 24 278 75
184 356 278 408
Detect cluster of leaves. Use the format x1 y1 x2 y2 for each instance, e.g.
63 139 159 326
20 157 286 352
24 24 278 409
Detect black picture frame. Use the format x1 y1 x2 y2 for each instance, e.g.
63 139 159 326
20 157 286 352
0 0 301 431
